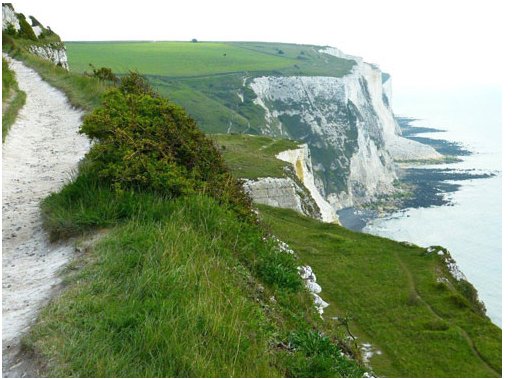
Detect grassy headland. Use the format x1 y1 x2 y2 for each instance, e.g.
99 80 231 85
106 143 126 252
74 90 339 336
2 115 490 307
66 41 355 78
211 134 299 179
258 205 502 377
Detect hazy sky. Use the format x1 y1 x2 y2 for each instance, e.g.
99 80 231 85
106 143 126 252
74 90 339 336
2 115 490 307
11 0 506 93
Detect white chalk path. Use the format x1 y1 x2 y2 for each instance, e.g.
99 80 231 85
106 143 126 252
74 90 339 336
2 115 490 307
2 56 89 376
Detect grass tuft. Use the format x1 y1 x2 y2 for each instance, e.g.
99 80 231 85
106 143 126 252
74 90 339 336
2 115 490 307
2 57 26 141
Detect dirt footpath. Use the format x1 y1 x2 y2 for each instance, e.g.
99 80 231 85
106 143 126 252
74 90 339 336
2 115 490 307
2 56 89 376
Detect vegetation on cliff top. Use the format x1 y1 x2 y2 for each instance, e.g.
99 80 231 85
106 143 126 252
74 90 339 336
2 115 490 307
17 59 365 376
211 134 299 179
259 205 501 377
65 41 355 136
66 41 355 78
2 57 26 141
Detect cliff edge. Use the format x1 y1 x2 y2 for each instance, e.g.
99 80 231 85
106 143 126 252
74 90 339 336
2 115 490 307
249 47 441 208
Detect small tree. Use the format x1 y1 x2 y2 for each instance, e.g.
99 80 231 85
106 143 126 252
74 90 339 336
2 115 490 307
29 15 42 27
191 38 198 43
4 23 17 36
86 64 119 84
16 13 37 40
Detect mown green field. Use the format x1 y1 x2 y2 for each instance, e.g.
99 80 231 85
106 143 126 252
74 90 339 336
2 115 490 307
66 41 296 77
259 205 502 377
65 41 354 78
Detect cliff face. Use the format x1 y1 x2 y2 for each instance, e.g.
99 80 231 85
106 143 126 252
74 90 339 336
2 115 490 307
249 47 440 208
243 177 315 216
243 144 339 223
2 4 69 70
2 4 19 31
28 44 69 70
276 145 339 223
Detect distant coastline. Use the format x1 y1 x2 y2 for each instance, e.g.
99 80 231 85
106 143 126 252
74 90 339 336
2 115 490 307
338 117 496 231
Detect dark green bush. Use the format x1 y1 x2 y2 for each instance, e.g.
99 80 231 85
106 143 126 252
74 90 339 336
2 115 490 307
4 23 17 36
80 73 253 219
449 294 469 309
38 26 60 41
29 15 42 26
119 71 156 96
455 278 487 315
16 13 37 41
86 64 119 84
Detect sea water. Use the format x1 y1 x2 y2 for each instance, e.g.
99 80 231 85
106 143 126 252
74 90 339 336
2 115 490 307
364 86 502 326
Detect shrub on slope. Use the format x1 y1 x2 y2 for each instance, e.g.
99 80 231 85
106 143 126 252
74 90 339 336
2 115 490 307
80 72 253 219
30 70 365 377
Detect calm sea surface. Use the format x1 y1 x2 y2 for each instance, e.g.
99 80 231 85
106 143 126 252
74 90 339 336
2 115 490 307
364 86 502 326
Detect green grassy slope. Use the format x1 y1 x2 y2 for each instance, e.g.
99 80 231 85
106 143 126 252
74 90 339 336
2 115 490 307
66 41 354 78
258 205 502 378
211 134 299 179
29 190 335 377
2 57 26 141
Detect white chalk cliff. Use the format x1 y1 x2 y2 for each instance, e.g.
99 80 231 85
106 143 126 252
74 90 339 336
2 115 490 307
276 144 339 223
2 4 19 32
28 44 69 70
2 4 69 70
243 144 340 223
249 47 441 208
243 177 309 215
